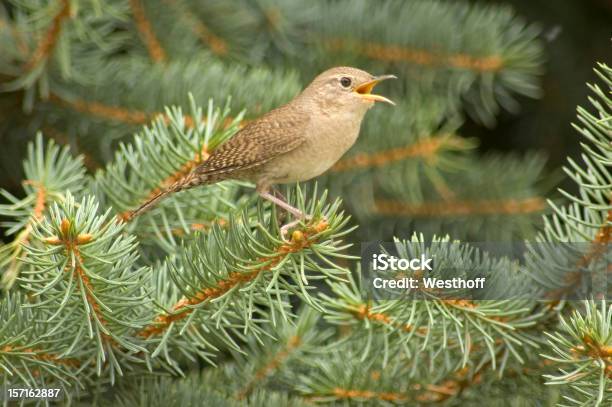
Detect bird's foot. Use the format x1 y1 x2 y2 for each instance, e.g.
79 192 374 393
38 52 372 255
280 219 304 242
280 215 328 242
280 215 313 242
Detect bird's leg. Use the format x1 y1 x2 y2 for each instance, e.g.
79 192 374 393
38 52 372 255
271 187 286 202
257 185 309 241
271 187 289 224
258 190 304 218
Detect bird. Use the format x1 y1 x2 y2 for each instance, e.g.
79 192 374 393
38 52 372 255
127 67 396 239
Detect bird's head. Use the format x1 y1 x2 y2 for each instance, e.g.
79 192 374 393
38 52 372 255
301 67 396 114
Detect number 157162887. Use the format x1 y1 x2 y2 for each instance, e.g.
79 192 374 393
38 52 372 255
4 388 63 401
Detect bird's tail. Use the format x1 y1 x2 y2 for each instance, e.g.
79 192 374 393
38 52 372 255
124 173 200 222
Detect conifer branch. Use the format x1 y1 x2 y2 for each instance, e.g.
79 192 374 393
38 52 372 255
23 0 71 71
163 0 228 55
374 197 546 217
41 126 101 171
531 63 611 300
0 181 46 291
95 99 243 223
19 194 152 375
324 38 504 72
351 303 422 334
129 0 167 63
228 307 331 400
331 134 471 172
0 293 84 391
322 237 542 377
140 220 330 338
49 93 242 130
44 218 115 343
327 387 408 402
0 135 85 291
50 93 152 125
1 344 81 369
296 346 417 403
543 301 611 405
0 16 29 56
236 335 301 399
546 199 612 300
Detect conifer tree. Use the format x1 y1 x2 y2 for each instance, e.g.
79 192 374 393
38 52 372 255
0 1 609 406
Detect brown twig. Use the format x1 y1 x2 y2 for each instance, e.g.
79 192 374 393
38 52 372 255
331 388 408 402
236 335 302 399
353 303 420 333
117 145 210 222
49 93 151 125
1 345 80 368
139 221 329 338
23 0 71 71
331 135 466 172
547 200 612 300
162 0 228 55
44 219 113 342
324 38 504 72
2 181 47 290
374 197 546 217
570 334 612 379
129 0 166 63
49 93 243 129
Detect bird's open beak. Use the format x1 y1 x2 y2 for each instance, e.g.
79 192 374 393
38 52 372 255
354 74 397 105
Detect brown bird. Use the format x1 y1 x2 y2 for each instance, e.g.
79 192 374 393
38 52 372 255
127 67 396 238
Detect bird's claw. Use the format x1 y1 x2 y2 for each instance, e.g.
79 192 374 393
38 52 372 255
280 219 302 242
279 215 328 242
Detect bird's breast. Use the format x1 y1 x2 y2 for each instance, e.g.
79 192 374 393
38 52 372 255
266 114 363 184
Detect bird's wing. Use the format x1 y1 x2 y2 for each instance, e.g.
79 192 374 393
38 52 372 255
196 106 309 177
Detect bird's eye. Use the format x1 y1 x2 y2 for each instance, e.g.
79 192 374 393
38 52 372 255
340 77 352 88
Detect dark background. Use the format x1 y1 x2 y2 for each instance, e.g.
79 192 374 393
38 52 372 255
465 0 611 182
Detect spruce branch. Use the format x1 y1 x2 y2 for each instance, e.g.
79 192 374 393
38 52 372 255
0 133 86 291
367 153 549 241
1 0 128 100
49 93 155 126
47 87 247 134
103 367 313 407
19 193 153 380
232 308 331 400
295 345 415 404
40 55 300 160
543 301 611 406
330 133 473 173
321 236 543 373
21 0 71 72
138 185 353 367
293 335 549 405
322 37 504 72
0 292 86 399
530 63 611 300
300 0 545 125
129 0 167 63
95 97 242 222
160 0 229 56
374 196 546 217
